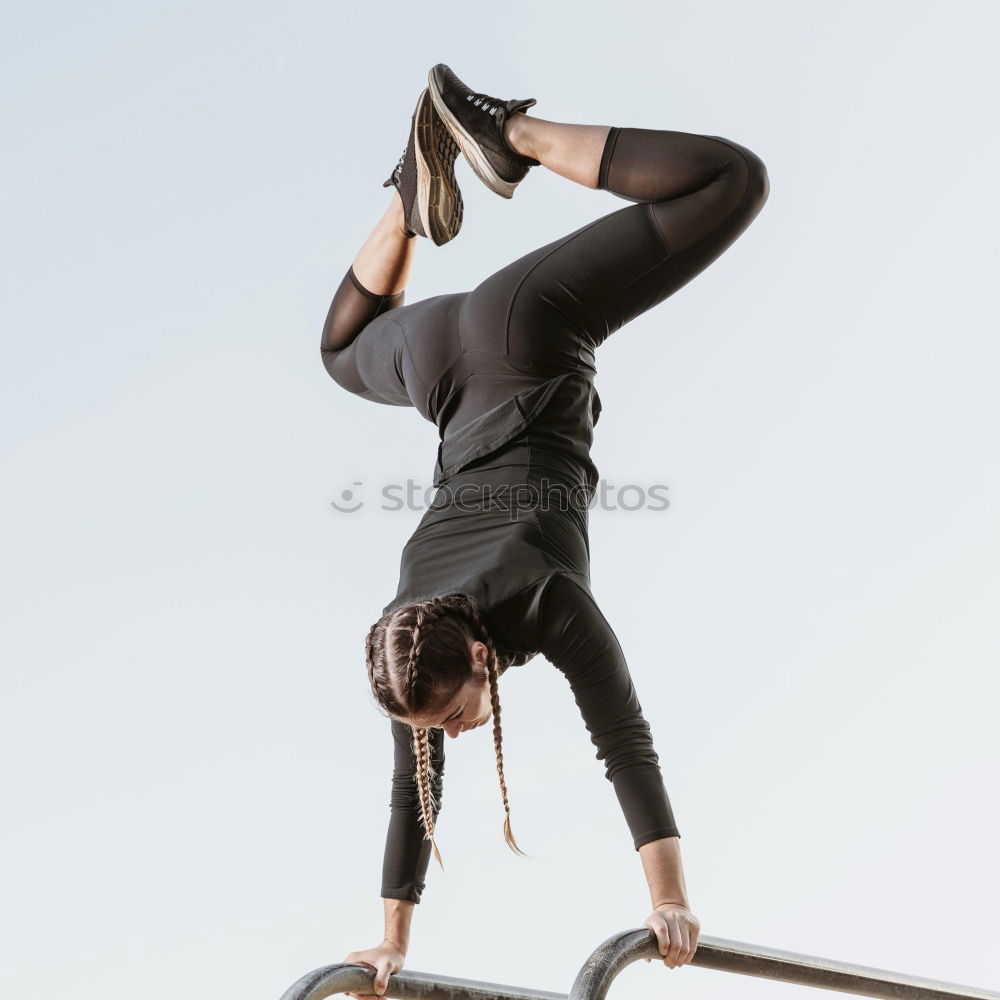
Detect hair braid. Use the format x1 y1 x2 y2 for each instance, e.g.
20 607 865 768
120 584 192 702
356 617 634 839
364 618 398 713
447 599 528 858
364 591 528 870
402 600 449 869
413 725 444 870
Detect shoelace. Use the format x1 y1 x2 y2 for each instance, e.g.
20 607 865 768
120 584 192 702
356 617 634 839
465 91 507 126
383 149 405 189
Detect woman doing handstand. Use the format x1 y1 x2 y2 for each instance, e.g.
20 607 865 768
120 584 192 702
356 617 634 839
321 63 770 1000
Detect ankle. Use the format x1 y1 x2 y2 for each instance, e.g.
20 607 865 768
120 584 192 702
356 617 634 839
504 114 537 161
385 190 412 240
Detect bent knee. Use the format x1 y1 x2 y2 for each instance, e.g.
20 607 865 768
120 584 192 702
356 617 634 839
721 137 770 215
742 147 770 215
704 134 768 199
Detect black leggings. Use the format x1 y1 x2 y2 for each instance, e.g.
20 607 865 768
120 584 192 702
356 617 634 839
321 126 770 436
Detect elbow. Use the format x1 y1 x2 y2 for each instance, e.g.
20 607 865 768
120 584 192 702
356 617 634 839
604 748 662 783
595 721 662 782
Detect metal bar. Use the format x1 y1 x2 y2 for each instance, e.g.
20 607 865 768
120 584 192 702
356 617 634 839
277 963 568 1000
568 930 1000 1000
278 931 999 1000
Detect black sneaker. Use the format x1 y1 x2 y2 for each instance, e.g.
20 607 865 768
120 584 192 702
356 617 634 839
383 87 464 246
427 63 540 199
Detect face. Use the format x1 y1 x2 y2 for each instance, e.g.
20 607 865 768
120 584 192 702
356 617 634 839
399 640 493 739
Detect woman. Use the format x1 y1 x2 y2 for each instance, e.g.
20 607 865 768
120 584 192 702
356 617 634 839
324 64 769 1000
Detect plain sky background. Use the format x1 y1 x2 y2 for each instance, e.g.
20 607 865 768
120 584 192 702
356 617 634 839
3 2 999 998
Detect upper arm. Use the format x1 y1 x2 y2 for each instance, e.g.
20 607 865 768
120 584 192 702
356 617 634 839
536 575 661 780
535 574 681 847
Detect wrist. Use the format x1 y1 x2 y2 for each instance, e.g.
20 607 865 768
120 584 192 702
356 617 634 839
381 896 413 954
638 836 691 912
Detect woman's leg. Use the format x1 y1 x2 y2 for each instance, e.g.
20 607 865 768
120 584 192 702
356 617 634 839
504 117 611 189
467 117 769 362
506 114 769 249
321 190 417 357
353 190 417 295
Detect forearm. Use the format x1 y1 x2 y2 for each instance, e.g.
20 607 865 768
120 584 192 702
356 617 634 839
380 720 445 905
382 896 415 953
638 836 690 909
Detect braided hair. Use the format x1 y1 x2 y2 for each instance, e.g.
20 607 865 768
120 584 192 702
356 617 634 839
365 592 529 870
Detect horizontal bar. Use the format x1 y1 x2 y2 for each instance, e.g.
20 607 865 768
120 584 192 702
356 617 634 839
278 963 568 1000
568 930 1000 1000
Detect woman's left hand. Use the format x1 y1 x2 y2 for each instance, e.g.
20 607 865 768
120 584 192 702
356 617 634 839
642 902 700 968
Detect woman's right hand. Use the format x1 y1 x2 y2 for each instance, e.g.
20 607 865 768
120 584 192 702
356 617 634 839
342 940 406 1000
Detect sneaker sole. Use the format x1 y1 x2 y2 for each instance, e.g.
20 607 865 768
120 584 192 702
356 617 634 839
414 92 464 245
427 69 518 200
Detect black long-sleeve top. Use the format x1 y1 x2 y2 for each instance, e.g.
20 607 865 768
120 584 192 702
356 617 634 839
320 255 686 907
326 119 771 905
381 569 681 903
377 370 680 904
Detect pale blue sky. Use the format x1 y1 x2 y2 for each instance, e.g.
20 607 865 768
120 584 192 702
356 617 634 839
2 2 999 998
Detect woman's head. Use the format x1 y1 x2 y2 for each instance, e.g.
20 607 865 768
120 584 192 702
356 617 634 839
365 593 526 868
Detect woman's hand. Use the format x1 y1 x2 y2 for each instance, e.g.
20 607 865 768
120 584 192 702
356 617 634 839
642 903 700 969
342 940 405 1000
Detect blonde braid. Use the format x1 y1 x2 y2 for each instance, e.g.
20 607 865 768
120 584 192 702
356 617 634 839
365 593 528 868
403 599 451 870
413 726 444 870
447 598 528 858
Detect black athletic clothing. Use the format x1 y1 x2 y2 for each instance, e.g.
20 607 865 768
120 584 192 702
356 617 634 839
381 572 683 903
322 126 770 903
